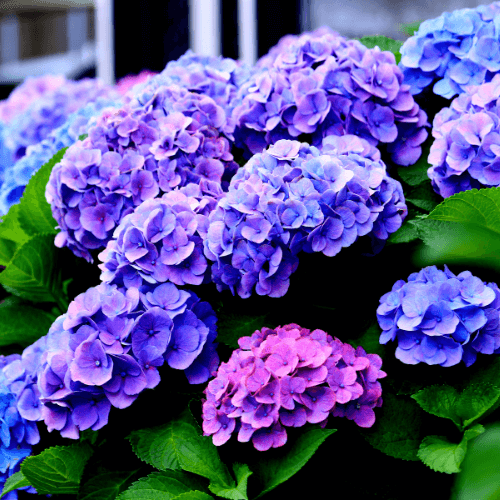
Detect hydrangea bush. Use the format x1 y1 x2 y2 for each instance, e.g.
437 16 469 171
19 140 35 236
3 4 500 499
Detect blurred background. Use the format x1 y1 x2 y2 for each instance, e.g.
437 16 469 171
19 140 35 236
0 0 494 99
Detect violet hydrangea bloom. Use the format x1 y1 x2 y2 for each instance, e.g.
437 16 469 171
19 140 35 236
427 74 500 197
399 2 500 98
47 83 238 262
202 323 386 451
377 265 500 367
232 26 428 166
0 352 41 499
26 281 218 439
204 138 407 298
98 183 217 289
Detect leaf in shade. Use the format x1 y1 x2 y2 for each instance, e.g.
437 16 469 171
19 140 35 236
399 19 422 36
78 470 142 500
397 141 432 186
217 312 269 349
0 296 54 347
252 428 336 499
0 233 66 305
361 392 423 461
208 463 252 500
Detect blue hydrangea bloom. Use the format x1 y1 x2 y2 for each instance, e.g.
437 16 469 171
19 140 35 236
0 352 41 499
377 265 500 367
232 26 428 166
204 137 407 298
399 2 500 99
0 96 120 215
428 74 500 197
24 282 218 439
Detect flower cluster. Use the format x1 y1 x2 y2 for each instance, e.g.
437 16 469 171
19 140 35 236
377 265 500 367
202 323 386 451
0 96 121 215
22 281 218 439
3 77 115 164
0 74 66 125
130 50 252 114
204 138 406 298
98 184 216 289
399 2 500 98
427 74 500 197
232 26 428 166
0 349 42 499
47 84 238 262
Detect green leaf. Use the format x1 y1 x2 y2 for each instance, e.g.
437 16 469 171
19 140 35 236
209 463 252 500
128 419 234 489
21 443 93 495
412 385 462 429
0 471 30 499
0 204 30 265
451 422 500 500
0 233 67 307
412 219 500 272
400 19 422 36
405 182 442 213
17 146 68 237
387 218 420 244
253 427 336 499
117 471 210 500
217 312 269 349
0 296 55 347
397 142 432 186
412 381 500 431
78 470 142 500
418 424 485 474
418 435 468 474
357 35 403 64
361 392 423 461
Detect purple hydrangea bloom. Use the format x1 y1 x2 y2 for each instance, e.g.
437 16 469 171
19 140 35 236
377 265 500 367
204 138 406 298
0 350 42 499
202 323 386 450
47 84 238 262
22 282 218 439
399 2 500 98
98 184 216 289
427 74 500 197
232 26 428 166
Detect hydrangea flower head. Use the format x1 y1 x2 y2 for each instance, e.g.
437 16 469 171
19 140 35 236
47 83 237 262
232 26 428 166
25 282 218 439
202 323 386 450
204 138 406 298
377 265 500 367
427 74 500 196
98 183 216 288
0 351 42 499
399 2 500 98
